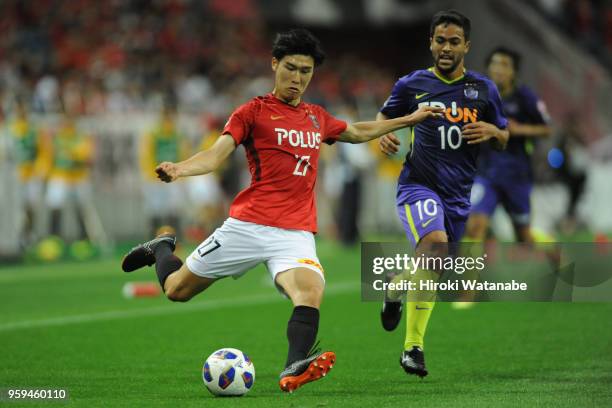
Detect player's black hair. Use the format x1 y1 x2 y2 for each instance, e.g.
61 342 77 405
486 46 521 72
430 10 471 41
272 28 325 66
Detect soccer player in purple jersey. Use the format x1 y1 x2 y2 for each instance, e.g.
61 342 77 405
466 47 552 244
376 10 509 377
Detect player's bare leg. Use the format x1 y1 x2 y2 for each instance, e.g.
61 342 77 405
513 223 534 244
514 222 562 277
276 266 324 308
122 232 216 301
164 264 216 302
452 214 490 308
275 267 335 393
465 213 489 241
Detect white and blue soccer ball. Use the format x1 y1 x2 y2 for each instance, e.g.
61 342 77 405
202 348 255 396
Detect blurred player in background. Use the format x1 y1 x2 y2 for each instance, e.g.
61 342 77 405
122 28 442 393
140 104 188 237
43 111 94 242
556 113 588 234
377 10 509 377
7 100 45 245
465 47 552 244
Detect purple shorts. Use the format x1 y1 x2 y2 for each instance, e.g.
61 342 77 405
470 175 531 225
396 183 468 248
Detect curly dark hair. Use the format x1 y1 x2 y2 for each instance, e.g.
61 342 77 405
430 10 471 41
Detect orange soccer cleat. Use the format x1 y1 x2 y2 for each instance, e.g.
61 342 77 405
279 349 336 393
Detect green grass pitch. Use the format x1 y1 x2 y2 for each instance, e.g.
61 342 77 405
1 241 611 407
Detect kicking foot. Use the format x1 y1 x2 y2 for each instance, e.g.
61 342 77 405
121 233 176 272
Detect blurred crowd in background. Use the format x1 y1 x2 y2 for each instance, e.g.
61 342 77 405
533 0 612 69
0 0 610 262
0 0 395 116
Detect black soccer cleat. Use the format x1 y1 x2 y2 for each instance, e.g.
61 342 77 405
400 346 428 378
121 233 176 272
381 270 404 331
279 342 336 393
381 300 403 331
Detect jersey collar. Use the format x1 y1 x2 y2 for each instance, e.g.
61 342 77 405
268 92 303 109
428 67 466 85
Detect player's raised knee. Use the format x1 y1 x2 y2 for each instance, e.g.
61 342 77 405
295 284 324 307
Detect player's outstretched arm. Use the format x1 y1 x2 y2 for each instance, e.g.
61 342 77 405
338 106 443 144
507 119 552 138
376 112 401 155
155 134 236 183
461 122 509 151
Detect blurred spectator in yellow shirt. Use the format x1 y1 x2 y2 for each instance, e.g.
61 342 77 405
42 111 94 240
8 100 46 244
139 104 189 236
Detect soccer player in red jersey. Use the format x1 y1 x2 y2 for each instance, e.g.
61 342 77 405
122 28 442 393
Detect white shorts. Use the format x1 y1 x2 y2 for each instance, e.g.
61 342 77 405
186 218 324 291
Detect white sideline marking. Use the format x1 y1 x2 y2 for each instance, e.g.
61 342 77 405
0 281 359 332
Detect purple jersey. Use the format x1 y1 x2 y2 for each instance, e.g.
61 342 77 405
478 85 550 182
381 68 507 219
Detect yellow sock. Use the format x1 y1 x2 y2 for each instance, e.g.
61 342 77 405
404 301 435 350
404 268 438 350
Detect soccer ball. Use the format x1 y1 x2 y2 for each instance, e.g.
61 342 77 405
202 348 255 396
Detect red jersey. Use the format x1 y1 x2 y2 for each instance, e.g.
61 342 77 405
222 93 347 232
